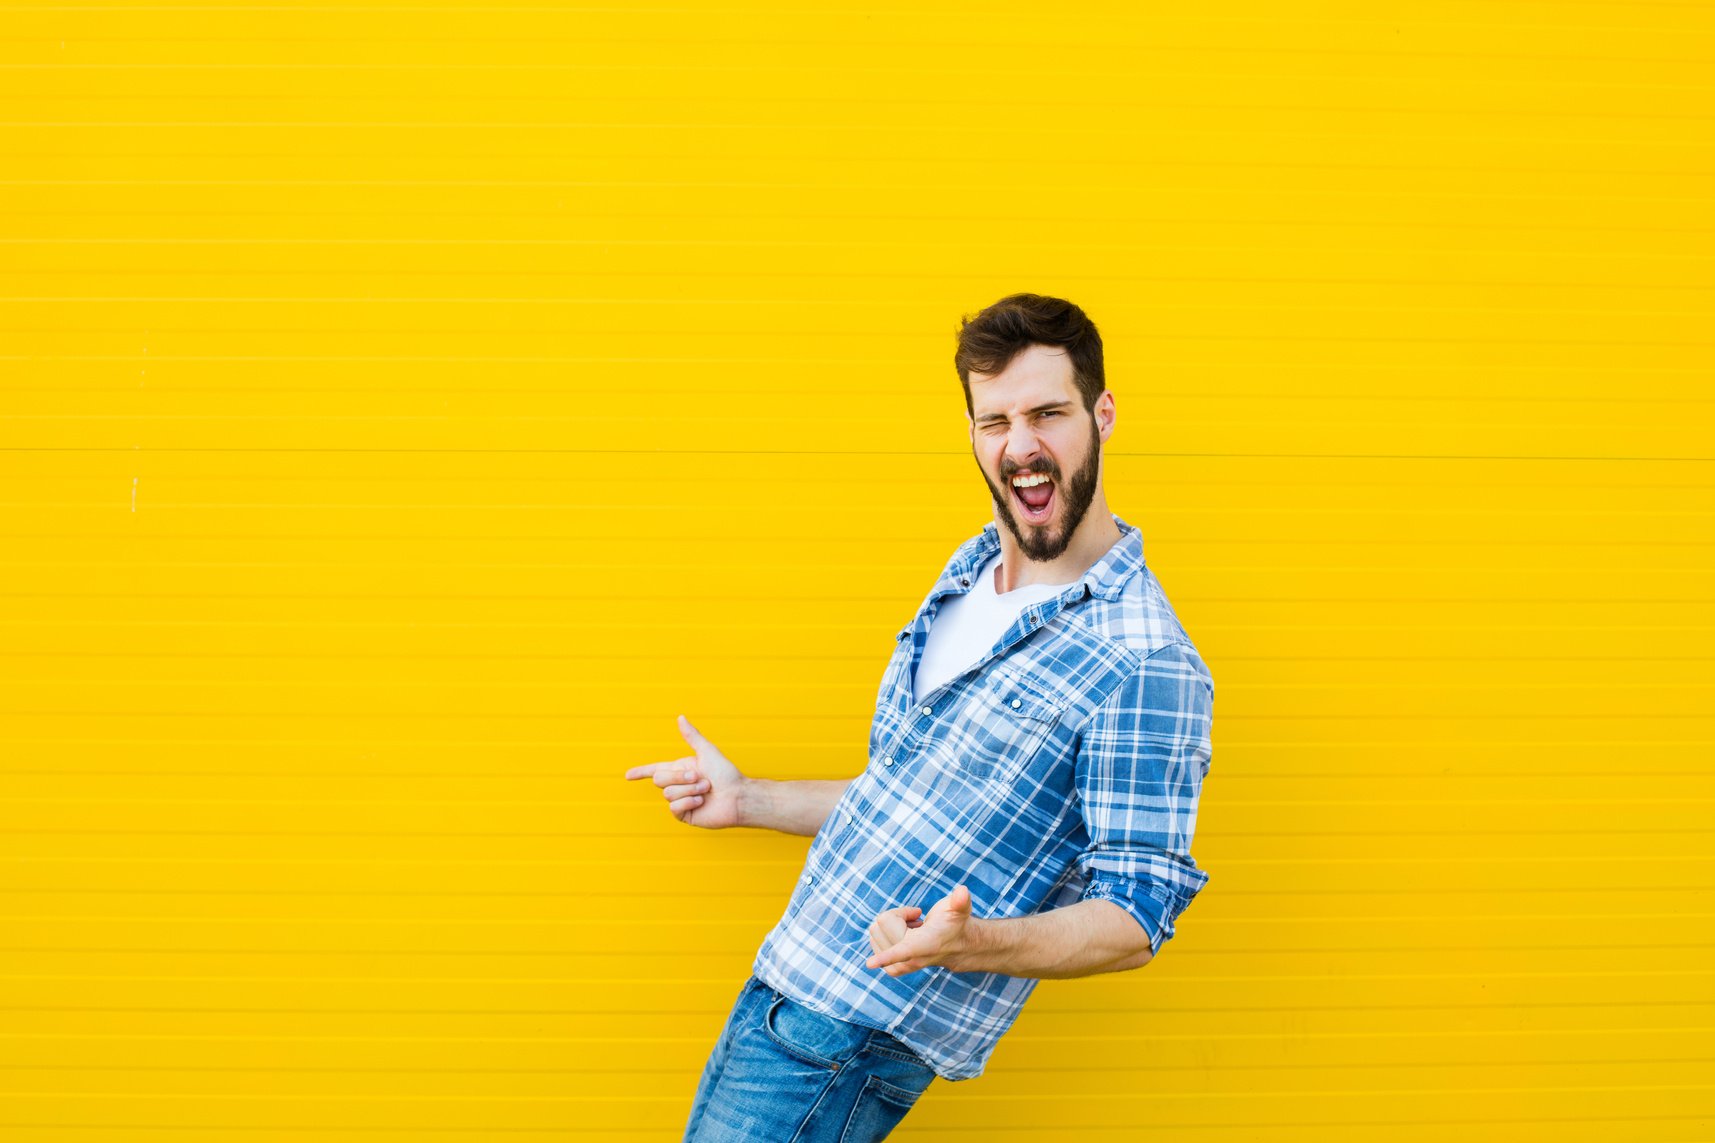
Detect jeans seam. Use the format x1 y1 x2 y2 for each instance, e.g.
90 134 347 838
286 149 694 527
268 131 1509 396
784 1064 845 1143
863 1041 926 1067
835 1073 929 1143
861 1072 927 1107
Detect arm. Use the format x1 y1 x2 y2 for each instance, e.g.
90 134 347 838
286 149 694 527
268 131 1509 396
867 890 1153 979
738 777 852 837
624 714 852 837
958 898 1154 977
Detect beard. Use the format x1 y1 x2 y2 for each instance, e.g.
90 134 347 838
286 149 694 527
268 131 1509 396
977 412 1102 563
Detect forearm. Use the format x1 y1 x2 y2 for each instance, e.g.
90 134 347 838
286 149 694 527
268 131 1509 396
737 777 852 837
951 899 1155 980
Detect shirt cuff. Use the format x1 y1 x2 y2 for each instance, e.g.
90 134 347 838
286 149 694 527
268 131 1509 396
1079 874 1178 956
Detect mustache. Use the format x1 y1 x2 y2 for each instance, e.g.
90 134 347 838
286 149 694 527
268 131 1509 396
999 465 1058 480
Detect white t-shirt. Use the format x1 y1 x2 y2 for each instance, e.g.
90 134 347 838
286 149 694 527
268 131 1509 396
913 554 1073 704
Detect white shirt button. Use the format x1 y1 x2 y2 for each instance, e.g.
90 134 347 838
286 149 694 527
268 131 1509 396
1010 698 1022 710
802 874 814 885
884 755 896 766
920 706 933 717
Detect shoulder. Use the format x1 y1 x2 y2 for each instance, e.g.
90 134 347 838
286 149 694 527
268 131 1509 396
1074 565 1208 682
1022 564 1213 737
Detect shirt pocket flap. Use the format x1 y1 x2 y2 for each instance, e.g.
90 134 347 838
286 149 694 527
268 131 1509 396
989 671 1065 724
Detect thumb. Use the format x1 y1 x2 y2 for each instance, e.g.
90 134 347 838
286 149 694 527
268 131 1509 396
935 884 972 921
678 714 705 749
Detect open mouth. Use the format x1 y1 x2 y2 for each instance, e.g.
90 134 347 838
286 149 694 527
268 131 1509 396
1010 472 1055 526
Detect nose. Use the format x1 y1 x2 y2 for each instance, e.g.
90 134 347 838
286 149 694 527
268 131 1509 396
1002 421 1048 472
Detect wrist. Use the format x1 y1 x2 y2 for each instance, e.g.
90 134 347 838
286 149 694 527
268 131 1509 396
734 776 768 830
950 915 992 973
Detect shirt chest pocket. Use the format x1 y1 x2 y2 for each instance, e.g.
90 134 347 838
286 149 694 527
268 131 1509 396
933 673 1067 782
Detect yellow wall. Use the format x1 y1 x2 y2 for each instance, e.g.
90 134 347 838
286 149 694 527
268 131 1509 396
2 2 1711 1138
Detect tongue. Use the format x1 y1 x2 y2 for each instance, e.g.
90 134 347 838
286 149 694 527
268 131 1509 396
1018 482 1053 509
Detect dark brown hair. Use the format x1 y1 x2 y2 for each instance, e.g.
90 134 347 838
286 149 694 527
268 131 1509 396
953 293 1105 416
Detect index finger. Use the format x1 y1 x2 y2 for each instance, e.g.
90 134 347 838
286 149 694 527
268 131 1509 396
623 762 671 781
866 931 925 970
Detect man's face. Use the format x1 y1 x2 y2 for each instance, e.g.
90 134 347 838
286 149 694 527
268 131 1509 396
967 344 1108 563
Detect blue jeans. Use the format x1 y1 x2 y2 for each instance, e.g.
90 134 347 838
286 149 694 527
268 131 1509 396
683 975 939 1142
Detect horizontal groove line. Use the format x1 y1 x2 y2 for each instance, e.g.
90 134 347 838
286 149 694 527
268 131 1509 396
0 216 1712 237
2 595 1712 605
4 1050 1707 1075
0 854 1703 867
0 887 1709 902
0 1118 1702 1135
5 999 1715 1017
2 796 1711 807
1 681 1708 692
0 856 802 866
0 655 1703 666
3 539 1714 549
0 888 795 897
11 297 1715 316
3 743 1712 752
8 768 1697 778
1 211 1710 236
6 172 1715 196
1 738 1706 748
0 1016 1701 1043
1 969 1710 984
0 1082 1709 1104
6 388 1715 403
13 120 1715 147
1 3 1711 21
10 168 1715 186
9 151 1715 175
5 231 1715 251
7 942 1715 957
1 714 1711 722
0 912 1712 925
10 93 1715 118
3 353 1715 370
4 826 1710 840
5 235 1715 252
9 26 1715 48
0 49 1712 73
2 1023 1714 1043
4 449 1713 461
2 213 1715 240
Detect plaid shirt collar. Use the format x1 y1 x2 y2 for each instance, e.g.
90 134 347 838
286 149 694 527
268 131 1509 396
902 512 1146 639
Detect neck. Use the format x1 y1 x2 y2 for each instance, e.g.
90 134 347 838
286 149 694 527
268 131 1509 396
992 497 1123 594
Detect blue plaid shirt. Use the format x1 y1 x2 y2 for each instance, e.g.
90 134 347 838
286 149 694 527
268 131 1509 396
751 513 1214 1081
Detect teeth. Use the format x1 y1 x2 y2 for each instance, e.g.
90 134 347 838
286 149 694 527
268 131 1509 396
1010 473 1052 488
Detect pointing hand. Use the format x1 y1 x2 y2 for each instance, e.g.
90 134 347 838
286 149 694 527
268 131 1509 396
623 715 751 830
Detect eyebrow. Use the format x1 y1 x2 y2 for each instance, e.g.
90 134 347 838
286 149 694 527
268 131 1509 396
973 401 1075 426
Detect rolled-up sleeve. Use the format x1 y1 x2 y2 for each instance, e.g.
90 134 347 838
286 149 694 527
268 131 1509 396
1073 641 1214 956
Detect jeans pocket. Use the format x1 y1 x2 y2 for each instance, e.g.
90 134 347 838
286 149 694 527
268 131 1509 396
760 991 870 1071
837 1071 935 1143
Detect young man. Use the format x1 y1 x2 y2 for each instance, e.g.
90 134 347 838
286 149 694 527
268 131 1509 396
626 294 1215 1142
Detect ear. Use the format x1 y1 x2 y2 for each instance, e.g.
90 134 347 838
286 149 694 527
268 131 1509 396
1095 390 1115 442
